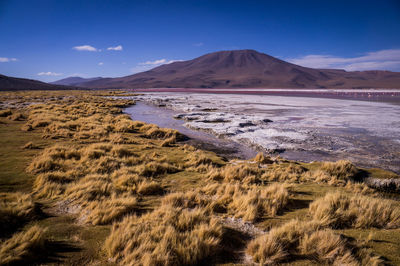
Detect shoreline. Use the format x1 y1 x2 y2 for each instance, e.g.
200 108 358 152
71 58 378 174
130 88 400 104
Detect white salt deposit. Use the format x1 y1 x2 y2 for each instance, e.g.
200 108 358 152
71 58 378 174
131 92 400 172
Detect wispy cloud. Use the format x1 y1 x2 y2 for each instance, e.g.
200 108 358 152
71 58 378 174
139 58 181 65
193 42 204 47
287 49 400 71
37 72 63 76
107 45 123 51
98 62 104 66
72 45 98 52
0 57 17 62
131 58 181 73
130 65 154 74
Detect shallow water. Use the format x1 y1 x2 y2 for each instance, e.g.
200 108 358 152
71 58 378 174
124 92 400 173
124 102 257 159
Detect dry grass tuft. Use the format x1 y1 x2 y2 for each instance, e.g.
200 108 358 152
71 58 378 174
137 180 164 195
246 219 382 265
141 124 185 141
22 141 39 149
27 145 81 174
185 151 224 170
254 152 273 164
207 163 261 184
309 192 400 229
160 136 177 147
32 171 80 198
261 162 306 183
320 160 359 180
78 194 138 225
27 138 173 224
0 109 12 117
0 225 47 265
104 206 222 265
0 193 39 236
161 183 290 222
138 161 179 177
227 183 289 221
8 112 26 121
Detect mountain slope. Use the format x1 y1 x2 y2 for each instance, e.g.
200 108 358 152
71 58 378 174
51 76 102 86
79 49 400 89
0 74 77 90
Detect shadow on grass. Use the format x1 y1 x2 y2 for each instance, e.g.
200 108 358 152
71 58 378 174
283 198 313 214
0 203 49 239
209 227 251 265
9 240 82 266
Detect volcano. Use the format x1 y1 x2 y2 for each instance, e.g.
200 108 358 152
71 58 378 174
78 49 400 89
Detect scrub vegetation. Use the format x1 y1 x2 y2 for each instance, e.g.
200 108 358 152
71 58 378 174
0 90 399 265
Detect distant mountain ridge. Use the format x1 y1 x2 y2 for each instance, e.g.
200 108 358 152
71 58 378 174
51 76 103 86
76 49 400 89
0 74 76 91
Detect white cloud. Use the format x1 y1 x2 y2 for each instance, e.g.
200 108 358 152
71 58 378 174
193 42 204 47
0 57 17 62
37 72 63 76
130 65 153 74
139 59 168 65
287 49 400 71
107 45 123 51
72 45 98 52
139 58 182 65
131 58 183 73
98 62 104 66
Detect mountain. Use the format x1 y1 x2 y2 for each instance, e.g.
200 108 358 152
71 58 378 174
0 74 77 90
51 76 102 86
79 49 400 89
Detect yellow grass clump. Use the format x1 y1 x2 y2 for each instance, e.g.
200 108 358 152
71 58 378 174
32 171 77 198
140 123 185 141
22 141 39 149
0 225 47 265
207 163 261 184
77 194 138 225
136 180 163 195
27 145 81 174
309 192 400 229
161 183 290 222
160 136 177 147
185 151 224 170
261 162 306 183
104 206 222 265
0 109 12 117
227 183 289 221
246 219 382 265
0 193 38 236
320 160 359 180
137 161 179 177
27 139 173 225
253 152 273 164
8 112 26 121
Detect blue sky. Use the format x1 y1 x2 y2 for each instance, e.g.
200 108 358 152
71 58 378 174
1 0 400 82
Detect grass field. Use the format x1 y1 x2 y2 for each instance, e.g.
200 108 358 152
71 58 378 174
0 90 399 265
